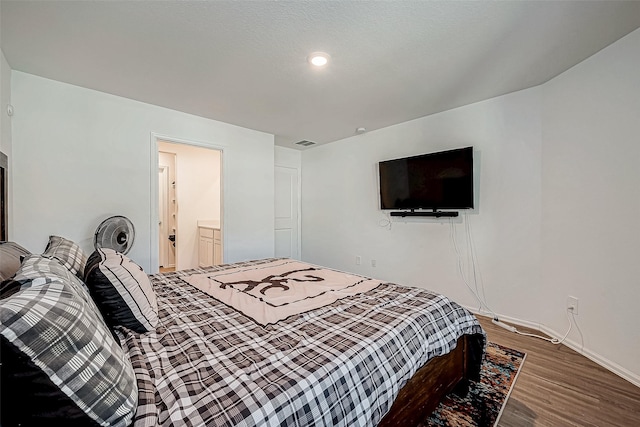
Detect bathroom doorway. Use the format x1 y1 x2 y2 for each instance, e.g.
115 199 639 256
156 140 222 272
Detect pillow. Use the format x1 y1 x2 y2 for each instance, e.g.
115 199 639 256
84 248 158 333
0 277 138 427
42 235 87 278
17 254 89 293
0 241 31 280
16 255 107 326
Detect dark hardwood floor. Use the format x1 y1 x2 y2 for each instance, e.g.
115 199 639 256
477 316 640 426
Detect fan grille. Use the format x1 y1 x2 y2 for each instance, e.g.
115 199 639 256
94 216 135 254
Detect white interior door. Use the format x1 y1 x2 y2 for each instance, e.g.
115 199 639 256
275 166 300 259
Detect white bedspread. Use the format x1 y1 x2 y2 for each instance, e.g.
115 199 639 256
185 259 382 325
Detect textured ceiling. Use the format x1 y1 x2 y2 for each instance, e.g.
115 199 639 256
2 1 639 149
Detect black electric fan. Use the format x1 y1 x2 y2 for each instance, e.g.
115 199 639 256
93 215 135 255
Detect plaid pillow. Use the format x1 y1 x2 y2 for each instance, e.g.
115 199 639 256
15 255 107 327
0 277 138 426
84 248 158 333
17 254 89 294
42 235 87 278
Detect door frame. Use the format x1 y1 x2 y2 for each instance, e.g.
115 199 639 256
158 165 169 267
149 133 226 274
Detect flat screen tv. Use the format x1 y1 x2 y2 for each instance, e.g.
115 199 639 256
379 146 474 211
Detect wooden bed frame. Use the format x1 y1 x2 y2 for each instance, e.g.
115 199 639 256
378 334 478 426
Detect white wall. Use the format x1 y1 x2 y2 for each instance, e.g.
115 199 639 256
158 141 221 270
275 146 302 170
0 0 7 157
541 29 640 383
10 72 274 271
302 88 543 324
0 49 12 238
302 28 640 385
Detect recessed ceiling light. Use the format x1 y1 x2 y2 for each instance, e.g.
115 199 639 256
308 52 330 67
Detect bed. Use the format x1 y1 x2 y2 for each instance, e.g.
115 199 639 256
0 239 485 427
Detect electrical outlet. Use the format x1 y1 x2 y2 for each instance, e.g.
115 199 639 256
356 256 361 265
371 259 377 267
567 296 579 315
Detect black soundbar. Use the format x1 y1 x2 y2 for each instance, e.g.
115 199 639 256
389 211 459 218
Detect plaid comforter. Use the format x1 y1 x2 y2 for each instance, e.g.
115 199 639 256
121 259 485 427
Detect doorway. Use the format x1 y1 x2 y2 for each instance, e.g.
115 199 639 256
156 139 223 272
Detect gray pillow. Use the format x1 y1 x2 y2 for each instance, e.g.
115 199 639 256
0 241 31 280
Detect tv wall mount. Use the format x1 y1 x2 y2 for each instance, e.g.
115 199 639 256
390 209 459 218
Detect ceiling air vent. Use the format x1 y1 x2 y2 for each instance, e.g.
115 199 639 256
295 140 316 147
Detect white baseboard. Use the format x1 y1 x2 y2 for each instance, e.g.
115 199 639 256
463 306 640 388
538 324 640 388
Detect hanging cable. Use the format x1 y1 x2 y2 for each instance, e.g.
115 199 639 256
449 217 496 317
464 212 488 308
453 213 573 346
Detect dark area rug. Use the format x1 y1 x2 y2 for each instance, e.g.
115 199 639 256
420 342 526 427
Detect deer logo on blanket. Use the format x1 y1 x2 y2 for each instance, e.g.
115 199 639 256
185 259 382 325
219 267 323 294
